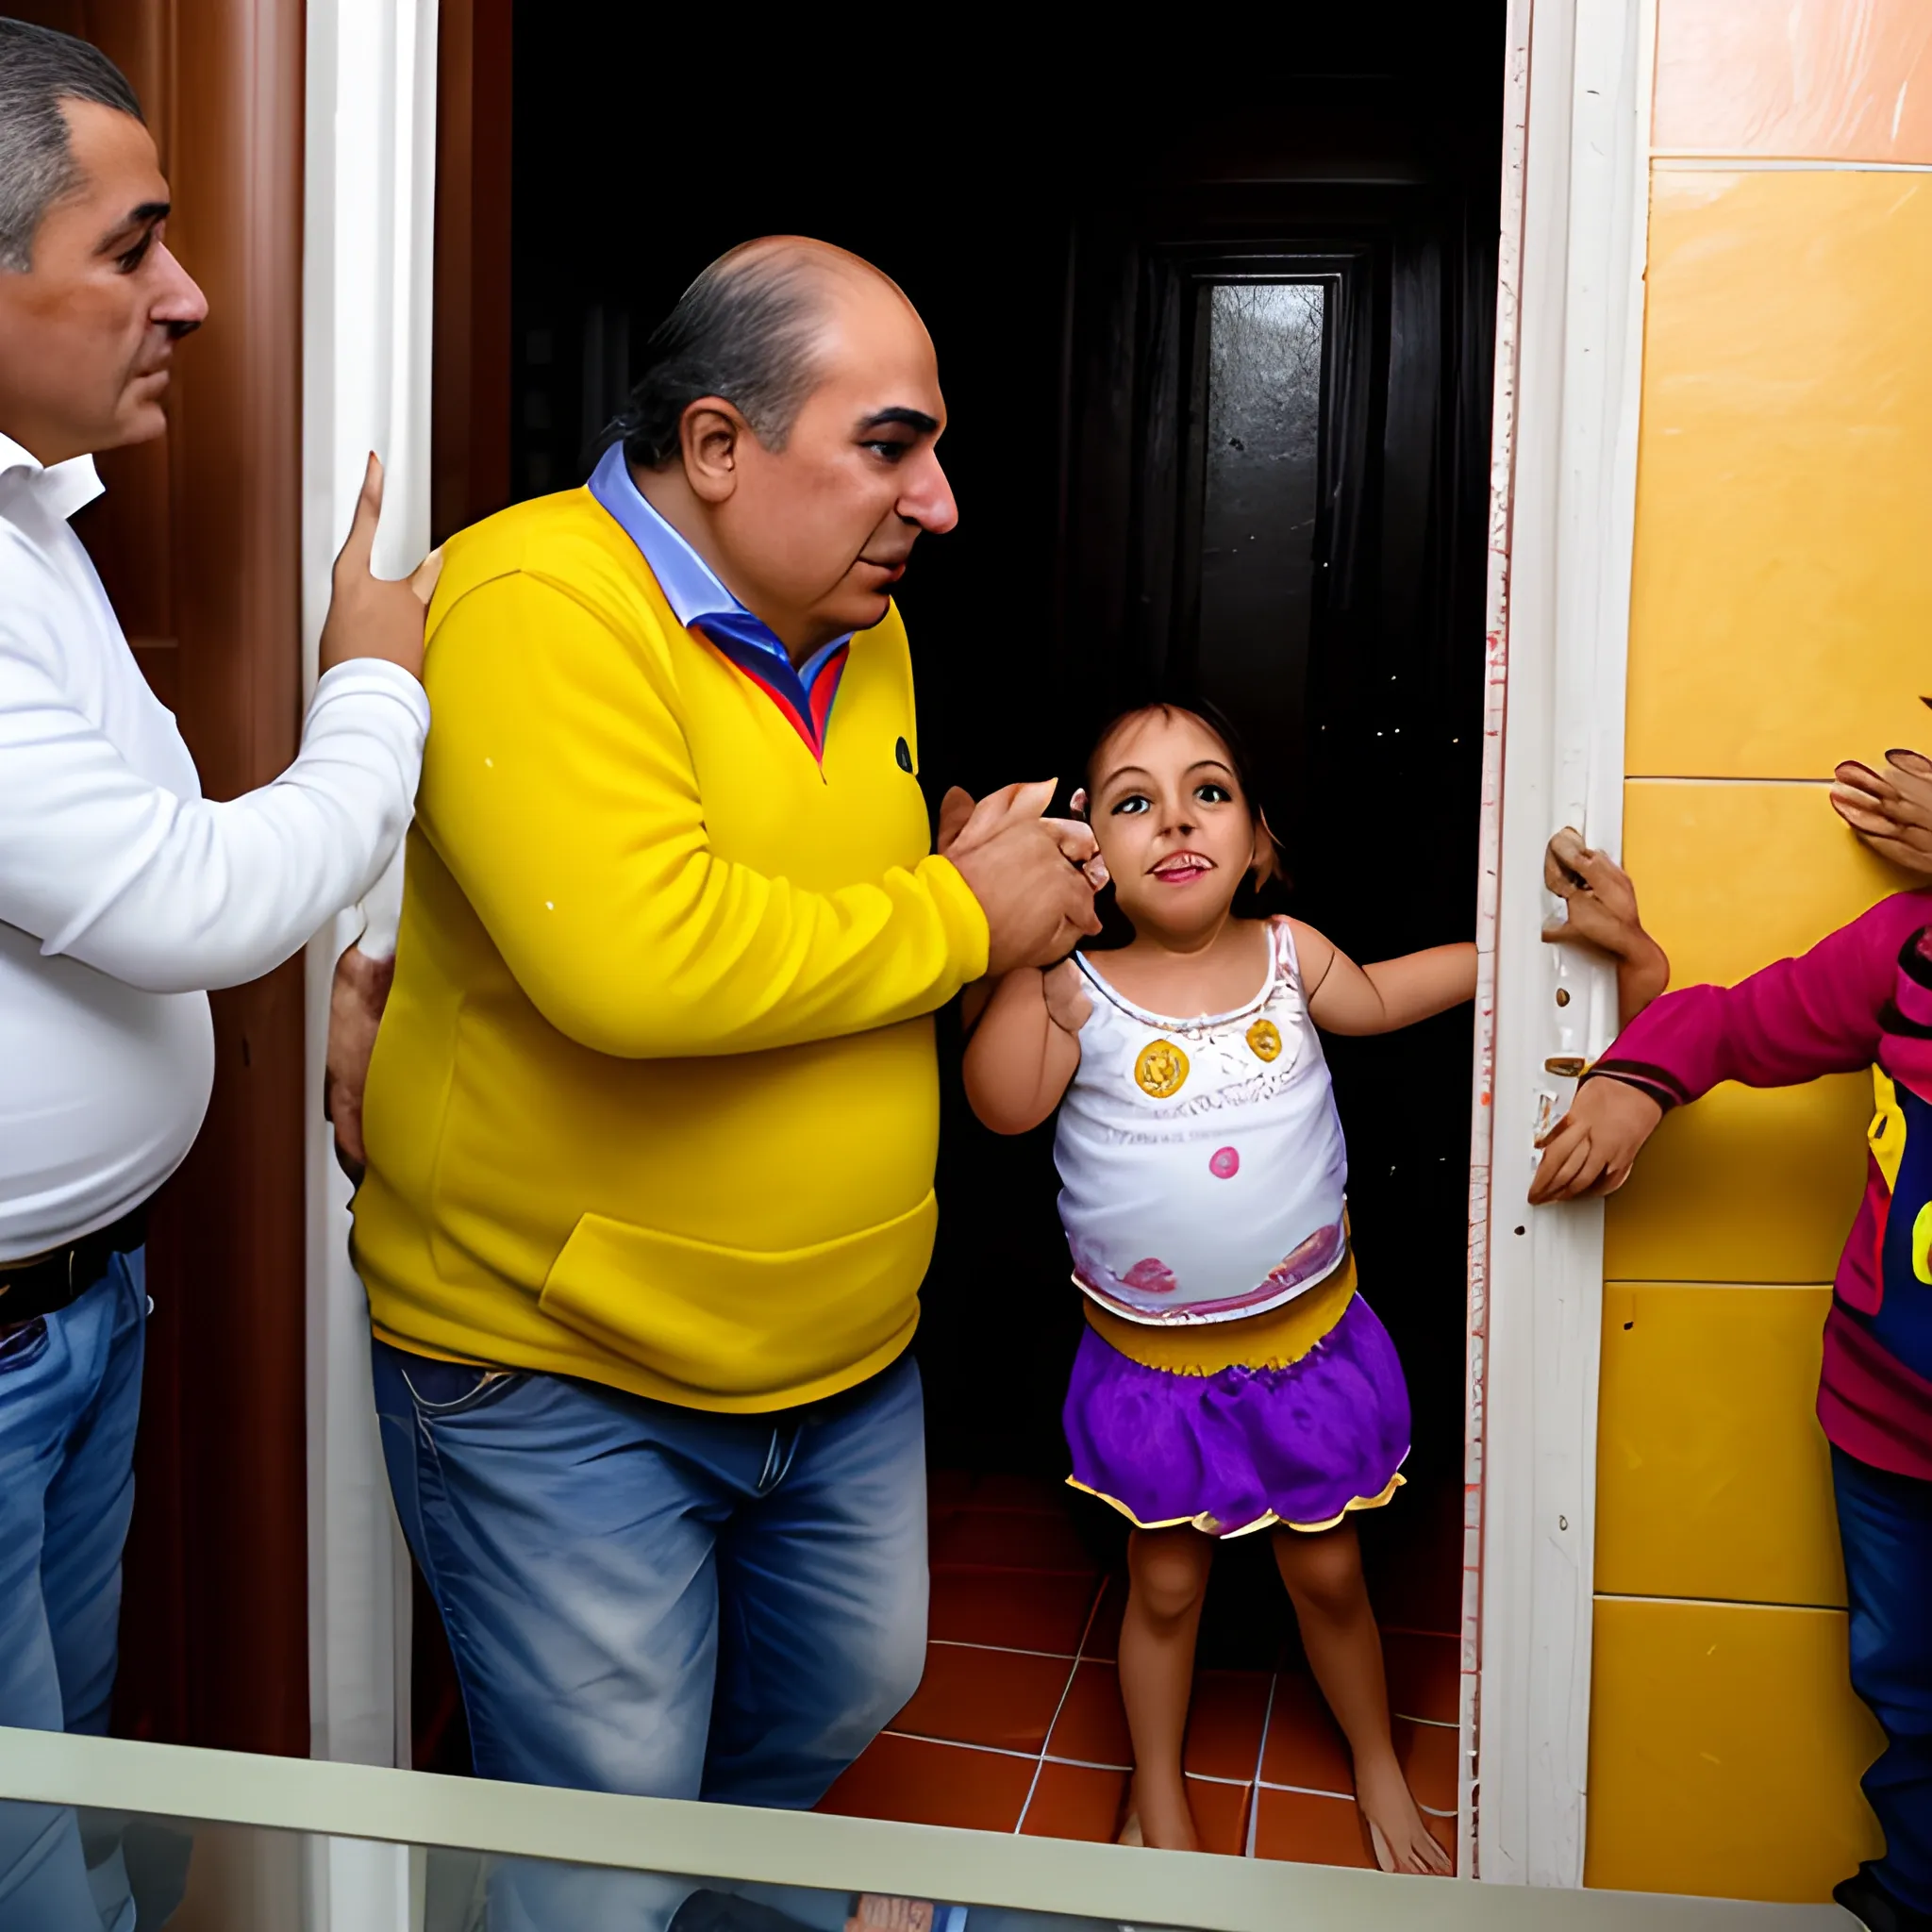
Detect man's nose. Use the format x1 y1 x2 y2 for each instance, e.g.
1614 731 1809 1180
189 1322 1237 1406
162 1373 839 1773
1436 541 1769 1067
900 448 958 536
152 243 209 333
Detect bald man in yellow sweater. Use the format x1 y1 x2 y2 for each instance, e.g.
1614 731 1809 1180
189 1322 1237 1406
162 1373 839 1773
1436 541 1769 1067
339 242 1100 1891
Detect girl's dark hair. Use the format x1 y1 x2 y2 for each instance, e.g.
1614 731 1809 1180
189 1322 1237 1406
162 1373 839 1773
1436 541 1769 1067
1078 698 1288 895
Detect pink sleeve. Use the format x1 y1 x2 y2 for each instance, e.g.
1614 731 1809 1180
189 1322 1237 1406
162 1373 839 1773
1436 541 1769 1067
1589 891 1932 1108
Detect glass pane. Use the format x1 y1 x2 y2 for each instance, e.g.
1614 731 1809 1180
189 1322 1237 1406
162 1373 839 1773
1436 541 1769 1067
22 1806 1170 1932
1197 282 1326 785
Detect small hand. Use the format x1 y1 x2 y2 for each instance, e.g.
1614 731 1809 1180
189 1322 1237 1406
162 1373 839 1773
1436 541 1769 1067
1541 827 1669 1022
1542 828 1644 956
1041 958 1092 1035
1831 747 1932 875
325 942 394 1183
317 454 443 681
1527 1076 1664 1205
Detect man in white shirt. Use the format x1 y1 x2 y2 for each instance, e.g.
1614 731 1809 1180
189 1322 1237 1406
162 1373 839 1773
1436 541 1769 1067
0 22 433 1929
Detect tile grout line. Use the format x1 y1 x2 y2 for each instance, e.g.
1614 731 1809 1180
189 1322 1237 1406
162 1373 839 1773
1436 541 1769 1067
1012 1574 1108 1836
1243 1671 1278 1857
929 1638 1077 1661
882 1731 1041 1763
1257 1777 1355 1802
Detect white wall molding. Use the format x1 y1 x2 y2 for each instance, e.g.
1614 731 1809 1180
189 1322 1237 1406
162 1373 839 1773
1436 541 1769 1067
1471 0 1657 1890
300 1 440 1923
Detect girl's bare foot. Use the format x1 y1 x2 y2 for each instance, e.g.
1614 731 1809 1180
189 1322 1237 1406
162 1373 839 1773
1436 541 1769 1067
1126 1774 1200 1851
1355 1756 1452 1876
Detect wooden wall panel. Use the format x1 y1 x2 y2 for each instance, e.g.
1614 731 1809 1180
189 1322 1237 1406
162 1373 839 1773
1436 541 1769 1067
18 0 311 1757
432 0 512 544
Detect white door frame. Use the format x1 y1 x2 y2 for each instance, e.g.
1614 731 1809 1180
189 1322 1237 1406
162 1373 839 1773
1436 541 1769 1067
301 0 440 1924
294 0 1656 1900
1467 0 1656 1889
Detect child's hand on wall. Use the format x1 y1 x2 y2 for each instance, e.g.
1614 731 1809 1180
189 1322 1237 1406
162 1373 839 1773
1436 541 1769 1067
1527 1075 1663 1204
1831 747 1932 875
1541 827 1669 1024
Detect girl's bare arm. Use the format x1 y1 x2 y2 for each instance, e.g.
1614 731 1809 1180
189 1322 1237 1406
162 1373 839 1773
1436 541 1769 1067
962 963 1086 1133
1293 921 1477 1037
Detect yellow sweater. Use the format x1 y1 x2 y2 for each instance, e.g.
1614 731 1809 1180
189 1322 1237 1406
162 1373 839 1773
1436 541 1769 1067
352 488 989 1410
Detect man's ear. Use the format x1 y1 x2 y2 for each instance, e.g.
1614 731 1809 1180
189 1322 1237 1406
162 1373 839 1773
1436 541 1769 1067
1069 788 1090 817
679 398 749 505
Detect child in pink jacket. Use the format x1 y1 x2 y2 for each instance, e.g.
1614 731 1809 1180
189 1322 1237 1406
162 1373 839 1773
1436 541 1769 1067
1538 838 1932 1932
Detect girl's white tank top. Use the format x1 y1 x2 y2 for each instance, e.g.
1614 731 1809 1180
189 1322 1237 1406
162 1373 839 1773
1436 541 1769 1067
1052 917 1349 1326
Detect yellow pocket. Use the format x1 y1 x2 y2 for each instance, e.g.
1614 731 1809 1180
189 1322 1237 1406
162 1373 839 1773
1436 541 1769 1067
537 1193 937 1401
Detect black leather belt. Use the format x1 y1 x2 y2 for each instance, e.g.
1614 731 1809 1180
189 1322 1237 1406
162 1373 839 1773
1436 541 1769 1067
0 1205 151 1328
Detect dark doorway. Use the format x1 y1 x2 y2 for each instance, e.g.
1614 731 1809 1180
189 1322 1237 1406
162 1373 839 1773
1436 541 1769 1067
445 9 1504 1784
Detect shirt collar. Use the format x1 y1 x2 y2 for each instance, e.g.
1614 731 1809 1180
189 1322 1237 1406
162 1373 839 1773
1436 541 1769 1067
585 441 852 673
0 432 105 525
587 440 751 630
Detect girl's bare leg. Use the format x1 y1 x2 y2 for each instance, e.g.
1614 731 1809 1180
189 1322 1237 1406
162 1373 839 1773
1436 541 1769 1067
1272 1523 1451 1875
1117 1525 1215 1850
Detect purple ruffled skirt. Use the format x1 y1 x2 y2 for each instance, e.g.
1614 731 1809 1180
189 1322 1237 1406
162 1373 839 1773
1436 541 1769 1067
1063 1292 1411 1538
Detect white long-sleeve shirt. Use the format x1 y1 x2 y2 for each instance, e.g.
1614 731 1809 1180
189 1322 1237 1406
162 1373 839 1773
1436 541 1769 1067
0 433 429 1259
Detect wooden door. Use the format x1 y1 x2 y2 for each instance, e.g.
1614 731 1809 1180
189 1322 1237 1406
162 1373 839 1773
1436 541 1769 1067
11 0 309 1757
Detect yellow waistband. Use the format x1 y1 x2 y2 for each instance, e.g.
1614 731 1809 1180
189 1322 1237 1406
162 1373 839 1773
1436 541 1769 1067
1082 1253 1357 1376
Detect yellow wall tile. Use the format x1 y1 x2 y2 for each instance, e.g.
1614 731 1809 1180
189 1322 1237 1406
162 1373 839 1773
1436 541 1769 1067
1654 0 1932 164
1604 1076 1869 1284
1596 1284 1842 1607
1586 1597 1883 1902
1626 170 1932 779
1622 779 1916 992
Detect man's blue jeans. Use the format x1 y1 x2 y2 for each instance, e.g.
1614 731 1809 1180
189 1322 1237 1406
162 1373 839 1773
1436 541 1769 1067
374 1340 926 1924
1835 1446 1932 1916
0 1256 144 1932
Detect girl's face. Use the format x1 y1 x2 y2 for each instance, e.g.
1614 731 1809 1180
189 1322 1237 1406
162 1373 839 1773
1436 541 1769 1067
1081 708 1262 941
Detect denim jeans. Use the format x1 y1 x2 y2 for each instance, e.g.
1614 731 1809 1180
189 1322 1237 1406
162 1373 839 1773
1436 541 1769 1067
0 1255 145 1932
373 1341 927 1930
1835 1446 1932 1915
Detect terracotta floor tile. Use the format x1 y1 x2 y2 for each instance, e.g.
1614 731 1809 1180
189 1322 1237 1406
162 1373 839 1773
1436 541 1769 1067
927 1567 1098 1656
1258 1673 1352 1796
930 1507 1097 1574
1182 1669 1273 1782
1019 1760 1131 1842
1046 1658 1133 1768
972 1472 1070 1514
891 1642 1073 1754
1395 1716 1459 1815
1384 1630 1459 1726
1185 1775 1253 1857
1082 1575 1125 1661
1253 1787 1374 1868
928 1469 974 1511
1364 1482 1464 1637
816 1733 1033 1833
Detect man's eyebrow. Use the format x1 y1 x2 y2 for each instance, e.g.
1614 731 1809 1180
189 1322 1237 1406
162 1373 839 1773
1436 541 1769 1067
857 407 940 435
95 201 170 252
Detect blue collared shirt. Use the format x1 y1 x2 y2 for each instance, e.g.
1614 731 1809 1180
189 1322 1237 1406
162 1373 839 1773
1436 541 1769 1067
587 441 851 751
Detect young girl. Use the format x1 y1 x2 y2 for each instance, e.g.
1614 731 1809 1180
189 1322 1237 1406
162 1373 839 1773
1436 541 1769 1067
961 701 1475 1873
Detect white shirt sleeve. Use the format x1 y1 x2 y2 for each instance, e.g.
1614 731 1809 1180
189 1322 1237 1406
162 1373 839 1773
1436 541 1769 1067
354 838 408 961
0 620 429 995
